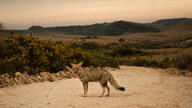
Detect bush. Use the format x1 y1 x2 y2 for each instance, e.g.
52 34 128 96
187 64 192 72
159 57 170 68
119 53 192 71
110 46 143 57
119 38 125 43
111 47 134 56
173 54 192 70
72 42 101 50
0 34 118 76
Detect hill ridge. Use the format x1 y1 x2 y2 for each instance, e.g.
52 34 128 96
30 20 160 36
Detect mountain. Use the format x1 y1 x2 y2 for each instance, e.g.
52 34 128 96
170 19 192 31
152 18 191 30
43 20 160 36
28 26 44 31
23 18 191 36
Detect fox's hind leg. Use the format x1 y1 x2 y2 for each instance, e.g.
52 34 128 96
100 86 105 97
82 82 88 97
99 81 109 97
106 84 110 97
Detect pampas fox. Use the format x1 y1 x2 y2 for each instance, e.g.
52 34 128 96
69 62 125 97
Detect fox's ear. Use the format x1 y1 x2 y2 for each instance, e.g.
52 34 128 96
78 62 83 67
71 63 75 67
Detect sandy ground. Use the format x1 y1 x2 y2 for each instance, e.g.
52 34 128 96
0 66 192 108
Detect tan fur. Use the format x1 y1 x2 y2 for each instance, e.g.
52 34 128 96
71 62 125 97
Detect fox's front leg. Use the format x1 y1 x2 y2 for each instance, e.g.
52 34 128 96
82 82 88 97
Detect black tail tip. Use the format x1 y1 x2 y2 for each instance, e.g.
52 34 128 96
118 87 125 91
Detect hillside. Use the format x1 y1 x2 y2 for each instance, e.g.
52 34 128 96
3 18 192 36
170 19 192 31
152 18 191 30
45 21 160 36
28 26 44 31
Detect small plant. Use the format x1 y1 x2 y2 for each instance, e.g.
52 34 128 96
111 46 143 57
118 38 125 43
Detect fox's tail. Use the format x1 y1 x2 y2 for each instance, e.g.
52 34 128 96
109 74 125 91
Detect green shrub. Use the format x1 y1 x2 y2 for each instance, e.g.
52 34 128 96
130 57 148 66
159 57 170 68
187 64 192 72
111 47 134 56
119 53 192 71
173 54 192 70
118 38 125 43
110 46 143 57
72 42 101 50
0 34 118 76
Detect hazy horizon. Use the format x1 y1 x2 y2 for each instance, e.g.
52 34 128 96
1 0 192 29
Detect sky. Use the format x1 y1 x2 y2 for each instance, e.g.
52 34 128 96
0 0 192 29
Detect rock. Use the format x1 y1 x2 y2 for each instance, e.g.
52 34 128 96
36 75 44 82
40 72 50 81
4 73 11 77
47 74 57 82
52 73 60 78
40 72 57 82
179 70 187 76
0 69 76 88
63 70 76 78
0 75 4 87
0 73 17 87
185 72 192 77
15 72 32 85
57 71 67 78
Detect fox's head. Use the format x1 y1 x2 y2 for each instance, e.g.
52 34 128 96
71 62 83 74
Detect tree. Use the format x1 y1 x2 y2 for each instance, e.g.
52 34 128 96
0 23 2 30
0 23 5 30
0 23 6 37
0 23 3 35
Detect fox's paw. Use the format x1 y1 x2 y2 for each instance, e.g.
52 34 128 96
82 94 87 97
105 95 109 97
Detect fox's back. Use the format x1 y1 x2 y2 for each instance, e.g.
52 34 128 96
80 68 110 82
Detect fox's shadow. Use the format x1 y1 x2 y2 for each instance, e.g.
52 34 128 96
79 93 137 98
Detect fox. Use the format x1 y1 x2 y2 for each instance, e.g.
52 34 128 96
69 62 125 97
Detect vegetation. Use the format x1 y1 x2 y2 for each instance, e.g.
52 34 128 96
69 38 192 72
119 54 192 71
1 18 192 77
0 23 2 30
110 46 143 57
118 38 125 42
0 23 4 39
70 38 192 72
0 34 118 76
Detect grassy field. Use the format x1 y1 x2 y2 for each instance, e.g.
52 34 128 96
29 30 192 72
0 28 192 76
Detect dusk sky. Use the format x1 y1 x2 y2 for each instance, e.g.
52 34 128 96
0 0 192 29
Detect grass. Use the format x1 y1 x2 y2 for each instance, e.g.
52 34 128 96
30 30 192 48
33 30 192 71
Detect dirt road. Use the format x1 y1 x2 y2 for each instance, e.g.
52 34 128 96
0 66 192 108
